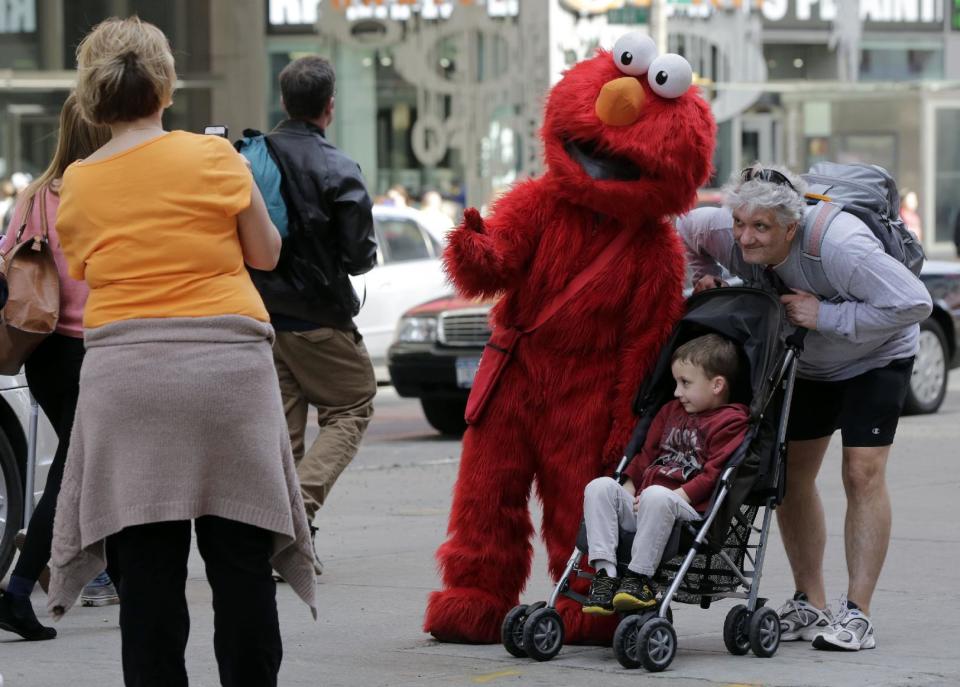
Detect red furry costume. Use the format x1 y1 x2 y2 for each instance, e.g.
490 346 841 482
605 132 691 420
424 39 716 644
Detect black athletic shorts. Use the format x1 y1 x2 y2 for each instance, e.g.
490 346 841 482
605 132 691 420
786 357 915 447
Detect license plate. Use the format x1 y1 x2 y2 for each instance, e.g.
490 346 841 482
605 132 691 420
456 357 481 389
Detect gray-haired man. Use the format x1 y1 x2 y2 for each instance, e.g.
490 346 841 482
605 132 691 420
678 164 931 651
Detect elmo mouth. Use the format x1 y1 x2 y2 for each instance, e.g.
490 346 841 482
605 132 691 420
564 140 644 181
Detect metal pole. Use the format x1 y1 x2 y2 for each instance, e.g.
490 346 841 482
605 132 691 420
653 0 668 51
24 395 38 524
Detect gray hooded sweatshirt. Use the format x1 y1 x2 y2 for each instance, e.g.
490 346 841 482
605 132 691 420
678 206 932 381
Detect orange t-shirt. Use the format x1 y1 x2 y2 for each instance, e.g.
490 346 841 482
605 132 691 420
57 130 269 328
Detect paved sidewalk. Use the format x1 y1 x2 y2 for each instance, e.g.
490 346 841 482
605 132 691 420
2 384 959 686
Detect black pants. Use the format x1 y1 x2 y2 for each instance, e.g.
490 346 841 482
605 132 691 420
12 333 84 582
109 516 282 687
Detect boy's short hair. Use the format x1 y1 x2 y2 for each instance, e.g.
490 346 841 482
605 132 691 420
279 56 336 120
672 333 740 385
75 16 176 125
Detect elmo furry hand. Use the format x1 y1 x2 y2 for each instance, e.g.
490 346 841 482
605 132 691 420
424 33 716 644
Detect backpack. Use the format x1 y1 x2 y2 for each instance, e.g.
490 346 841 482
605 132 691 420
798 162 925 300
237 128 363 318
235 129 289 238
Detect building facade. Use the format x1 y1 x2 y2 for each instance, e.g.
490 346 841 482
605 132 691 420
3 0 960 251
0 0 271 201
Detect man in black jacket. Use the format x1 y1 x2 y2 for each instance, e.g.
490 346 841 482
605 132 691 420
252 55 378 574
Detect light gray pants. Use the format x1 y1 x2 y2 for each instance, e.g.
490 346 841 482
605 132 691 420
583 478 700 576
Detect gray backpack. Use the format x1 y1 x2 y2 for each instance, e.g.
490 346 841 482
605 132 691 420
798 162 925 300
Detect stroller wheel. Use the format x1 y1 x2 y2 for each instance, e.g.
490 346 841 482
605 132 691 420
749 606 781 658
521 607 565 661
612 615 646 669
501 605 530 658
500 602 545 658
723 604 751 655
636 617 677 672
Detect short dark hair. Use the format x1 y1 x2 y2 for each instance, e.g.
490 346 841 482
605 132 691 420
672 333 740 386
279 55 335 120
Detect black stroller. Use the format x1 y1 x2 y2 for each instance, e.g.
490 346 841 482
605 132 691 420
501 287 805 671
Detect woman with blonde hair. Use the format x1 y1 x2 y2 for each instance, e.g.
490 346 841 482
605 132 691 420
0 93 112 641
48 16 315 686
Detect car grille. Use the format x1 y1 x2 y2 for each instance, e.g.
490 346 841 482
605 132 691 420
438 309 492 346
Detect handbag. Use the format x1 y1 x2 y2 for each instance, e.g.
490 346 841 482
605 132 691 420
0 189 60 374
464 226 634 425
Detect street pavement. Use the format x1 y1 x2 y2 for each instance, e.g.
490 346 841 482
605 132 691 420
2 377 959 686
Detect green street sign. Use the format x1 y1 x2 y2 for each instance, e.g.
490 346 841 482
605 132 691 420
608 7 649 24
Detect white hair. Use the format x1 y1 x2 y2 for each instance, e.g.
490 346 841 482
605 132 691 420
722 163 806 227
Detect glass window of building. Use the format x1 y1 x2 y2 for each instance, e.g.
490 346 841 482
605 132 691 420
2 1 214 183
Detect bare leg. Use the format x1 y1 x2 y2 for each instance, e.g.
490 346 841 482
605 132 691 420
841 445 891 615
776 437 831 610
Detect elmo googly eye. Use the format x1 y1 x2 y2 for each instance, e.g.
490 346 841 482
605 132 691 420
612 32 656 77
647 54 693 99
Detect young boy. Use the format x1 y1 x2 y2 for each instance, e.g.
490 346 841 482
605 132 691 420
582 333 750 614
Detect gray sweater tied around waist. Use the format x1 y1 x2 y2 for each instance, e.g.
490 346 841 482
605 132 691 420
48 315 317 618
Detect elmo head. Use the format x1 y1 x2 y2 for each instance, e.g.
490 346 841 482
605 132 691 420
543 33 716 221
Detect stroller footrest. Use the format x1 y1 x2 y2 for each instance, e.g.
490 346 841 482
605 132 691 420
562 590 588 605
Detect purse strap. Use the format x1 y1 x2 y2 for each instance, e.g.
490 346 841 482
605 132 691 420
525 225 634 334
9 193 38 249
37 187 50 240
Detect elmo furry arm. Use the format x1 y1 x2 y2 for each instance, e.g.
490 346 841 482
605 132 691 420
443 181 542 299
601 223 687 468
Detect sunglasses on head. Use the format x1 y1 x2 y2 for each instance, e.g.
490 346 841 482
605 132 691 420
740 167 798 194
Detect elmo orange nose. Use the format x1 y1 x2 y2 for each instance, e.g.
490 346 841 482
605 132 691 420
595 77 644 126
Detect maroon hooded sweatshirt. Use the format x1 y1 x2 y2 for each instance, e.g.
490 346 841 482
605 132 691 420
623 399 750 512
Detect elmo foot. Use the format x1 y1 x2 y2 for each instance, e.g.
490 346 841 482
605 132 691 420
424 587 514 644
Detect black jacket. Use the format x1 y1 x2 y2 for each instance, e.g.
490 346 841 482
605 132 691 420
249 119 377 330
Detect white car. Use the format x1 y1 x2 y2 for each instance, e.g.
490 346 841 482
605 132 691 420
352 205 452 379
0 373 56 580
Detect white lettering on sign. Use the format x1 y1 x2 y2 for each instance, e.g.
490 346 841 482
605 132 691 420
665 0 942 23
762 0 789 20
0 0 36 34
269 0 318 26
323 0 518 22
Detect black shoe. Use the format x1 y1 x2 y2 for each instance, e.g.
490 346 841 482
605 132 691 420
309 525 323 576
0 591 57 641
613 571 657 611
582 570 619 616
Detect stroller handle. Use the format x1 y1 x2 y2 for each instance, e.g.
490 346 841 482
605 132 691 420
786 326 807 351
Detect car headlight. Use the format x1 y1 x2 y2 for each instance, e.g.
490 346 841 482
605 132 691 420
396 316 438 343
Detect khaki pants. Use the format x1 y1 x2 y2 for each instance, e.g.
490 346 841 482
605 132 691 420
273 328 376 522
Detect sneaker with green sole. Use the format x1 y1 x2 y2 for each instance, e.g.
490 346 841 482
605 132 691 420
612 572 657 611
582 570 619 616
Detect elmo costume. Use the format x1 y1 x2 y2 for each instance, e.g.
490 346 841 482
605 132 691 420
425 34 717 644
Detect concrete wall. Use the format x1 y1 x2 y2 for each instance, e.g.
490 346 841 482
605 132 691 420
210 0 268 136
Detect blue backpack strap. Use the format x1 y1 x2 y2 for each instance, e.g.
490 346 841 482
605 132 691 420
799 201 842 301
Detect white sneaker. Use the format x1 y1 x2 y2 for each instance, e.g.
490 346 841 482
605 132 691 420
777 592 833 641
813 595 876 651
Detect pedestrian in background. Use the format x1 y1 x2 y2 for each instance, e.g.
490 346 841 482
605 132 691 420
248 55 378 574
0 94 117 643
48 17 315 687
899 189 922 243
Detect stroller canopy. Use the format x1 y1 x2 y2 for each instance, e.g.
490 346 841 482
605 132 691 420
635 287 786 418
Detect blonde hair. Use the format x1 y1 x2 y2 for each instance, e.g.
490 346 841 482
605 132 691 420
74 16 176 125
22 93 111 203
